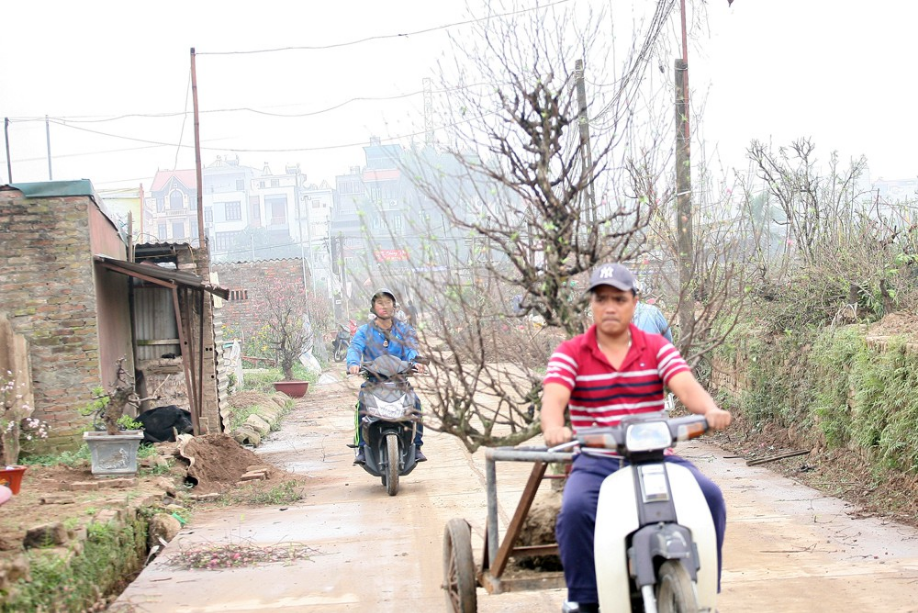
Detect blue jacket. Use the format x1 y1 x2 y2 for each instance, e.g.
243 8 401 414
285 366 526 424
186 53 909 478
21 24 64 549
632 302 673 342
346 320 419 368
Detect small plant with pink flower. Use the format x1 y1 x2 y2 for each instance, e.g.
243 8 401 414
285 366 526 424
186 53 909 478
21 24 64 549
1 369 46 467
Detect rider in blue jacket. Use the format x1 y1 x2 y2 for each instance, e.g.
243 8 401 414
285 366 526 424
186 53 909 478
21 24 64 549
347 288 426 464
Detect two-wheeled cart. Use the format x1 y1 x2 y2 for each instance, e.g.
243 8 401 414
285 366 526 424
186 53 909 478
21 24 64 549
443 446 574 612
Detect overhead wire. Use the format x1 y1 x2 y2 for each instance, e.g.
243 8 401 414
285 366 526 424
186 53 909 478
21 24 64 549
195 0 571 55
174 69 192 170
6 83 492 124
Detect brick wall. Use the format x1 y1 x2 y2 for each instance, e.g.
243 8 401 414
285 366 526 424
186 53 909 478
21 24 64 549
0 192 103 449
183 242 221 434
212 258 308 347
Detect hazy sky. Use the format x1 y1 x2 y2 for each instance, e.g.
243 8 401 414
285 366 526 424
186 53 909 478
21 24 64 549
1 1 915 192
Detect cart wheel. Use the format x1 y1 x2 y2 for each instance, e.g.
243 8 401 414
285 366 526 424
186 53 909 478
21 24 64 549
443 518 477 613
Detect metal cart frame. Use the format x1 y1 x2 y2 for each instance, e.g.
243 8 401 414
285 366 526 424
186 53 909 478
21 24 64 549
443 446 574 612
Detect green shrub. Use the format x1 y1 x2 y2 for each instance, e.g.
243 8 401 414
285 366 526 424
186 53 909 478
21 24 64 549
2 517 147 612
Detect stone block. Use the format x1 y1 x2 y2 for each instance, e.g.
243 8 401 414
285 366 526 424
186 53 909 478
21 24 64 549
23 523 69 549
148 514 182 548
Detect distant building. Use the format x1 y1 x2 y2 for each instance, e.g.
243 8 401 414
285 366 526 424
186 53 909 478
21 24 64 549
143 157 334 267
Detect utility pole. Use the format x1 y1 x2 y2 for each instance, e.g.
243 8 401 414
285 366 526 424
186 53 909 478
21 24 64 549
45 115 52 180
4 118 12 183
293 170 310 294
675 0 694 346
190 48 205 251
338 232 350 322
423 77 435 146
575 59 596 225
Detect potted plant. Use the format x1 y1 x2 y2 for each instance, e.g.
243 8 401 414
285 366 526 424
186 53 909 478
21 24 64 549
81 358 146 477
255 279 316 398
0 369 42 494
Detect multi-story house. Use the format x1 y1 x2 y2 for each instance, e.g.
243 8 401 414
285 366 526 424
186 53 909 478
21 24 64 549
144 158 335 268
146 169 198 244
202 155 259 256
301 179 335 294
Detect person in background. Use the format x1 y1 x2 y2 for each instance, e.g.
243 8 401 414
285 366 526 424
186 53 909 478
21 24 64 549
632 283 673 342
347 288 427 464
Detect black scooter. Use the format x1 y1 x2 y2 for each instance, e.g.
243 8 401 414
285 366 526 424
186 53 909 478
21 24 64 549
332 323 351 362
349 355 422 496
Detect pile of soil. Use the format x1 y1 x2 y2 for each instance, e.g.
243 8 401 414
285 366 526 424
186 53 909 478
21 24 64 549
866 311 918 337
180 433 286 494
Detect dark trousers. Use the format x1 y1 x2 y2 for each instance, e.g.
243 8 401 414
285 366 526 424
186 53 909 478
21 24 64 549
353 388 424 448
556 453 726 605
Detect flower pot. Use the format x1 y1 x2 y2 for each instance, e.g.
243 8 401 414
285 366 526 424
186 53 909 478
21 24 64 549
83 431 144 477
0 465 27 495
273 380 309 398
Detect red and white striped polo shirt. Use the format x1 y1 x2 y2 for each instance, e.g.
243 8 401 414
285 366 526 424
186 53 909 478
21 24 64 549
543 324 690 432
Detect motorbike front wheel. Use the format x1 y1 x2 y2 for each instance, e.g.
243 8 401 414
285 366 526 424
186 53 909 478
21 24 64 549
655 560 698 613
385 433 400 496
333 343 348 362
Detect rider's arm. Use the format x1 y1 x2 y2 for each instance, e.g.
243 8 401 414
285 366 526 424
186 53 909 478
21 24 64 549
540 382 573 446
667 371 731 430
346 327 368 372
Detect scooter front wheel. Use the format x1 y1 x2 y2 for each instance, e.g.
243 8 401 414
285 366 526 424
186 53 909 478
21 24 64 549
656 560 698 613
442 518 477 613
385 433 400 496
333 344 347 362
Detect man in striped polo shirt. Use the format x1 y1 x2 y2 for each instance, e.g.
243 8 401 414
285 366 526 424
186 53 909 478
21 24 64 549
541 262 732 613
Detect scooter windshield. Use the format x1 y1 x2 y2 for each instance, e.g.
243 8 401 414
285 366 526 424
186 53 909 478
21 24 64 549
362 354 412 379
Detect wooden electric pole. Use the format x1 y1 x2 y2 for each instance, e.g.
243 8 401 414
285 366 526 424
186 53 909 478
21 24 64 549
675 0 695 346
4 118 12 183
191 48 205 251
575 59 596 225
675 59 694 345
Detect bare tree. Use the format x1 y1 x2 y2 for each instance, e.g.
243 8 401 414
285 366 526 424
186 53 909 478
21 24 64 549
365 2 692 451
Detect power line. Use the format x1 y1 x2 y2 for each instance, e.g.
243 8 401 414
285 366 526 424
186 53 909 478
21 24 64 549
6 84 490 124
40 107 494 157
174 69 192 170
196 1 570 55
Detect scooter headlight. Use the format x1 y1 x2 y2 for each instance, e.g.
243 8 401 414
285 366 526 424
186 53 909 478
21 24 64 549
624 421 672 453
370 400 410 420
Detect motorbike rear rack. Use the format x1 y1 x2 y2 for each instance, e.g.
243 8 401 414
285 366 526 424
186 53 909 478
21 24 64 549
443 447 573 611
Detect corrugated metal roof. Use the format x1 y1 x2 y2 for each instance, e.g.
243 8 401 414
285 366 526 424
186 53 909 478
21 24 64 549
94 255 230 299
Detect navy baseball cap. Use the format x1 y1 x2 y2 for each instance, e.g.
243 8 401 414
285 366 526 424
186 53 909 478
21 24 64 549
587 263 638 293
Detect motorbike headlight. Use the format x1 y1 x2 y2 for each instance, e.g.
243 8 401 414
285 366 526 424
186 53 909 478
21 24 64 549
624 421 672 453
370 400 410 420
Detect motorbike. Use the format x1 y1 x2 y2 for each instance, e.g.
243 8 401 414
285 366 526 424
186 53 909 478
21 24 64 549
349 354 423 496
557 413 718 613
332 323 351 362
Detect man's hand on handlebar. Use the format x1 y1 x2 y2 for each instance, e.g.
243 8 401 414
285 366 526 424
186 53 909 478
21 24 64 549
543 425 573 447
704 407 732 431
413 362 426 374
348 364 360 375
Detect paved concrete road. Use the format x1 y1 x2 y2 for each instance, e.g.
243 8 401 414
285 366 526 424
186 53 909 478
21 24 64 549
113 377 918 612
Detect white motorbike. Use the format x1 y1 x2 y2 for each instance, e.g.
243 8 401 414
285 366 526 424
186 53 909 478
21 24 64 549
558 413 718 613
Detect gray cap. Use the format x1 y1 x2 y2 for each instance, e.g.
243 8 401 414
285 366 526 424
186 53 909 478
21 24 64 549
587 263 637 293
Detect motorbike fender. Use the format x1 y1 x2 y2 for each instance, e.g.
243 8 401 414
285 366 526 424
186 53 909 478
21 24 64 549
594 463 717 611
360 421 418 477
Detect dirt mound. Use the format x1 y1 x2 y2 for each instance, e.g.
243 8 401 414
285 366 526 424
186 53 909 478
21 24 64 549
867 311 918 337
225 391 282 409
513 495 563 571
180 434 284 494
